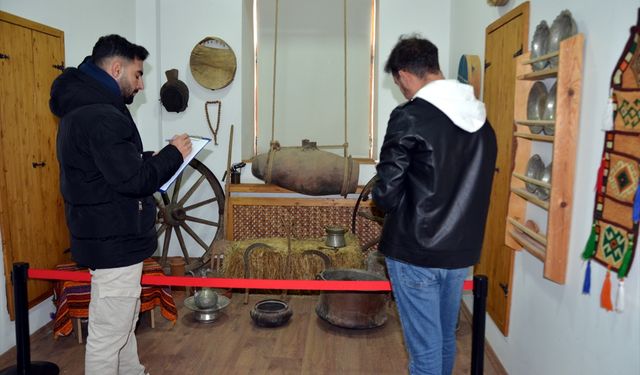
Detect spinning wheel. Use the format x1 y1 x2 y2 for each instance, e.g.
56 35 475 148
155 158 225 272
351 175 384 251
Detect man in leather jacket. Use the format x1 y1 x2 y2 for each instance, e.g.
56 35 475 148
372 36 497 375
50 35 192 375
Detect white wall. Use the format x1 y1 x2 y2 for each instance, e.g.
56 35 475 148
451 1 640 374
154 0 243 182
377 0 451 152
351 0 453 183
254 0 373 159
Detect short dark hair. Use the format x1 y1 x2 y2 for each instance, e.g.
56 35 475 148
92 34 149 66
384 35 440 77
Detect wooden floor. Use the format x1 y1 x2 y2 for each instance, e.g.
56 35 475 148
0 292 505 374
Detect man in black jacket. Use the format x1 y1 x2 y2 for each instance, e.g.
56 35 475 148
372 36 497 375
50 34 191 375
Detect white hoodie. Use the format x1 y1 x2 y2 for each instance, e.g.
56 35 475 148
413 79 487 133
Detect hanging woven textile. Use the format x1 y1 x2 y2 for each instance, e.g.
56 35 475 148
582 9 640 312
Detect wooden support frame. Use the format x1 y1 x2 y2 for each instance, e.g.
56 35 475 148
505 34 584 284
225 184 378 246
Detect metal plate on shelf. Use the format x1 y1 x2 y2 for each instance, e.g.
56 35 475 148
535 162 552 201
542 82 557 135
548 10 577 67
526 82 547 133
531 21 550 71
525 154 544 193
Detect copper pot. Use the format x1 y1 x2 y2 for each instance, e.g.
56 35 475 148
315 269 389 329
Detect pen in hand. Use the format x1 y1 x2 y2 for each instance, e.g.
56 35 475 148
168 134 192 159
165 135 209 141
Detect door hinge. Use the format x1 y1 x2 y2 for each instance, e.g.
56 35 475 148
499 282 509 296
513 46 523 58
52 63 65 71
0 53 9 60
484 61 492 71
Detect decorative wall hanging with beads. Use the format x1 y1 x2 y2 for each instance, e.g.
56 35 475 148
205 100 222 145
582 9 640 313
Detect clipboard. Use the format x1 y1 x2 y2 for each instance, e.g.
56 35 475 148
159 136 211 192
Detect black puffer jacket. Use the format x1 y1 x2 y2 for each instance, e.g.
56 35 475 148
373 80 497 269
50 59 183 269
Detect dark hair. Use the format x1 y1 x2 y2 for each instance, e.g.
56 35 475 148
384 35 440 77
92 34 149 66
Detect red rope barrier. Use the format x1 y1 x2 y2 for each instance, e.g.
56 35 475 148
28 268 473 292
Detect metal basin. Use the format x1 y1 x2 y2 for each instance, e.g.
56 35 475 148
184 295 230 323
250 299 292 327
316 269 389 329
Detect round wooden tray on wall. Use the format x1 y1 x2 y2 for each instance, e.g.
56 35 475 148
189 36 237 90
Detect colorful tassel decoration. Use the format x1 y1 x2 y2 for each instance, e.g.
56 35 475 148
601 90 615 131
617 238 634 278
594 156 606 193
582 224 598 259
600 270 613 311
615 279 625 313
582 260 591 294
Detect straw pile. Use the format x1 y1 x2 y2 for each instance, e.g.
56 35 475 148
222 233 364 280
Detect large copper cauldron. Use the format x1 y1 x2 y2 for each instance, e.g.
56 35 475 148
316 269 389 329
251 140 359 196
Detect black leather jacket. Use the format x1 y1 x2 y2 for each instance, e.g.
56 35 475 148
373 97 497 269
50 59 183 269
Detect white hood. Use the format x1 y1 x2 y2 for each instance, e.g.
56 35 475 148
413 79 486 133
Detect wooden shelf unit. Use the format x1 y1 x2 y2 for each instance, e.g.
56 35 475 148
505 33 584 284
517 67 559 80
513 132 555 142
511 172 552 190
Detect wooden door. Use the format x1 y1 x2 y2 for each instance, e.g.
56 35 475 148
0 11 69 319
475 2 529 336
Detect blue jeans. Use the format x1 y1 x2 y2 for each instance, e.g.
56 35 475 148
386 257 468 375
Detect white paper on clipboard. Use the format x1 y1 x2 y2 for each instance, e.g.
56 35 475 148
159 136 210 192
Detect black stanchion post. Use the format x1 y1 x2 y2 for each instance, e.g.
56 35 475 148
0 263 59 375
470 274 487 375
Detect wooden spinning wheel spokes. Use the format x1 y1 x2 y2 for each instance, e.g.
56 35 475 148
155 158 225 272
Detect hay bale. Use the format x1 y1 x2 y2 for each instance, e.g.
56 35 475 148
222 233 364 280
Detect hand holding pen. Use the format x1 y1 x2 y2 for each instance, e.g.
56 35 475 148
169 133 192 159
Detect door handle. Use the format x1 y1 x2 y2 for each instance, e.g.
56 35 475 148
32 161 46 168
499 282 509 296
513 45 523 58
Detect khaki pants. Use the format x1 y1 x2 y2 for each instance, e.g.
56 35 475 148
86 262 146 375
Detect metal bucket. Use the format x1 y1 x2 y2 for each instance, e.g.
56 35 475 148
316 269 389 329
251 140 359 196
